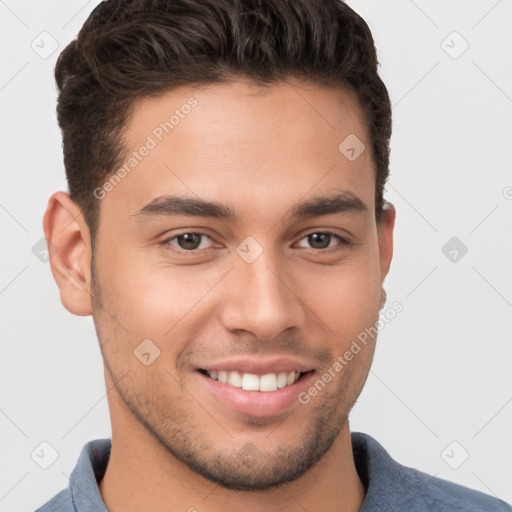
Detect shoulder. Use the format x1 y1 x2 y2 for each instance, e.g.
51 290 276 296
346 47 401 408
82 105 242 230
33 438 111 512
351 432 512 512
34 488 74 512
399 463 512 511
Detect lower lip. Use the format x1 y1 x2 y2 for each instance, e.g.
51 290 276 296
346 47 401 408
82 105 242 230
196 370 316 418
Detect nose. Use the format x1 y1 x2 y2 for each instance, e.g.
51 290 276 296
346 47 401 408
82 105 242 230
219 248 306 341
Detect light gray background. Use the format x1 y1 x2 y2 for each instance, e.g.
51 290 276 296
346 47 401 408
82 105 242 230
1 0 511 510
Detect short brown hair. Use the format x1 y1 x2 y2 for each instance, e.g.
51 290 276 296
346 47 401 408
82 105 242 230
54 0 392 245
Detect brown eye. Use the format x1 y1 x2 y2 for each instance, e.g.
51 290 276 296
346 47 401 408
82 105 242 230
307 233 333 249
161 232 214 255
296 231 350 251
175 233 204 250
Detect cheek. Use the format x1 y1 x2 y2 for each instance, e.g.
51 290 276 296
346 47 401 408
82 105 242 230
100 247 224 335
295 250 382 334
98 234 382 342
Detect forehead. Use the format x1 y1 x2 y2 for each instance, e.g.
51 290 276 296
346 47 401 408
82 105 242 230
125 78 370 154
102 78 375 226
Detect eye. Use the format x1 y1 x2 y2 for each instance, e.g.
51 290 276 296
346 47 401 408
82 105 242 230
161 232 215 255
160 230 352 257
295 231 351 252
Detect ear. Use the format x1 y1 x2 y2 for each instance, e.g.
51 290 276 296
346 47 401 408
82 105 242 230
42 191 93 316
377 201 395 281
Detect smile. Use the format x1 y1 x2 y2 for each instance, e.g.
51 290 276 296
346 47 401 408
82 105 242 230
201 369 302 392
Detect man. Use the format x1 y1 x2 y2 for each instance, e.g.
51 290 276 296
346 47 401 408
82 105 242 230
36 0 511 510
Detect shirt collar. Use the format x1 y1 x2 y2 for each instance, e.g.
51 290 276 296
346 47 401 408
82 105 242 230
69 438 110 512
68 432 395 511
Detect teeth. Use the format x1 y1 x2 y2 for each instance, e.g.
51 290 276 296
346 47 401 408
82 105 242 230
228 371 242 388
241 373 259 391
205 370 301 391
277 372 288 388
259 373 277 392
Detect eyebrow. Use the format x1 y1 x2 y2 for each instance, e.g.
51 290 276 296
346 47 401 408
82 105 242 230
131 191 368 221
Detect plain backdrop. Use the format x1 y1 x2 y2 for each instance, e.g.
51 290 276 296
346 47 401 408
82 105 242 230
1 1 511 510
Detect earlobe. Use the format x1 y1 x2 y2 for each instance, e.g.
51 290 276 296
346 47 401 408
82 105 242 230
42 191 94 316
378 201 396 280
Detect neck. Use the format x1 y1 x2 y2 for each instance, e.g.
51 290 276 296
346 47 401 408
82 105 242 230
99 384 365 512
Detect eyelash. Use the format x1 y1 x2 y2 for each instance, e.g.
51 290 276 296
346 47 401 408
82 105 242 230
159 230 352 257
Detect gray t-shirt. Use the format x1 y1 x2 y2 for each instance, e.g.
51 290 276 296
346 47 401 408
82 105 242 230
34 432 511 511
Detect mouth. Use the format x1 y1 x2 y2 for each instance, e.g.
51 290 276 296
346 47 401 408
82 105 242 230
195 368 316 417
197 368 308 392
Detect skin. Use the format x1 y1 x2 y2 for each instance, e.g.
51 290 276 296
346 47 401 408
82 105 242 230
44 78 395 512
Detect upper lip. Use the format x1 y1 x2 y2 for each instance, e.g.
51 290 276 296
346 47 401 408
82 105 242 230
197 357 315 375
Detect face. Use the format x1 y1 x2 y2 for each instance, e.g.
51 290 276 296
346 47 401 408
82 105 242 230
83 79 394 490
